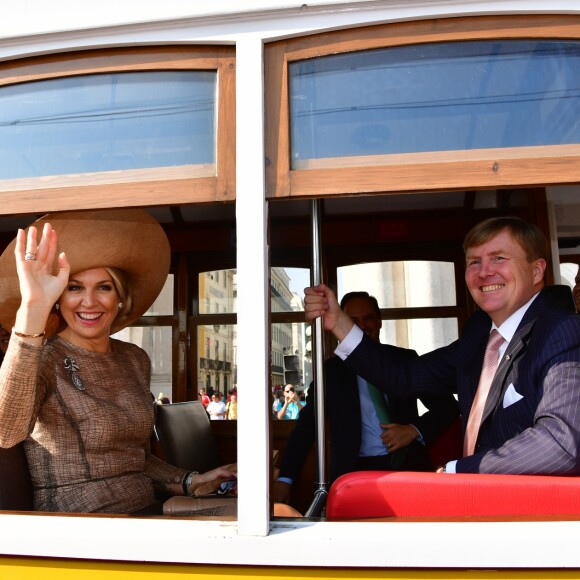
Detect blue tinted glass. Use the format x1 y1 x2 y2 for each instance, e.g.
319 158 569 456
289 41 580 164
0 71 216 179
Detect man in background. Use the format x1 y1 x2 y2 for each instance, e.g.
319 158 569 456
272 291 459 504
276 384 305 420
207 392 227 420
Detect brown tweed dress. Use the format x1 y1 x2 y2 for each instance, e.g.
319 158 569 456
0 335 188 513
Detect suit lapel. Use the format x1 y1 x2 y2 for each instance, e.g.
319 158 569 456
480 315 537 424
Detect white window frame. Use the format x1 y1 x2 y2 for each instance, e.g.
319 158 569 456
1 1 580 571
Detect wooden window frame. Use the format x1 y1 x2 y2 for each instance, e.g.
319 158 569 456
265 15 580 199
0 46 235 214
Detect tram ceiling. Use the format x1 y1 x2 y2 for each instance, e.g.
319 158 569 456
0 186 577 253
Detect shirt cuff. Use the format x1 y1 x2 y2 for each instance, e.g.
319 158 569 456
444 460 457 473
334 324 364 360
409 424 425 445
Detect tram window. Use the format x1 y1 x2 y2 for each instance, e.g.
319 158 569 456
198 267 308 315
289 40 580 167
196 324 236 400
115 325 173 401
338 261 456 308
381 317 458 356
270 268 310 417
144 273 174 316
271 322 312 401
113 274 174 400
0 47 235 209
337 262 458 353
271 267 309 312
199 269 236 313
560 261 579 290
0 71 216 183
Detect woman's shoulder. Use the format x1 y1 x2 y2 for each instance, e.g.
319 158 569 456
110 338 148 356
111 339 151 372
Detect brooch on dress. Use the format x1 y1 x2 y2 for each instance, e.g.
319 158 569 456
63 356 85 391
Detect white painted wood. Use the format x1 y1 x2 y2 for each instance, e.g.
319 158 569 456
1 0 580 568
235 35 271 537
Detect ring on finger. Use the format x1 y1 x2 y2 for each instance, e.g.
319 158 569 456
24 252 37 261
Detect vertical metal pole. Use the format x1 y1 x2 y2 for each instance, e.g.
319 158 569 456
305 198 328 517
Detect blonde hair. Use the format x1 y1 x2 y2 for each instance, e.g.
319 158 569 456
463 216 547 262
105 267 133 320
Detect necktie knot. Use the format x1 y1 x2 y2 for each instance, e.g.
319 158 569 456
485 329 505 358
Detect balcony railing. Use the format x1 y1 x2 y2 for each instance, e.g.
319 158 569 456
199 358 232 372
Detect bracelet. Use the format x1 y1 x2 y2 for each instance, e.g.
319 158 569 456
12 328 45 338
182 471 199 496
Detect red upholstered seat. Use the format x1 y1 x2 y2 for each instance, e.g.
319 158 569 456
326 471 580 519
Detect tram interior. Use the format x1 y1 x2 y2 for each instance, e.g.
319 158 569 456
0 184 579 518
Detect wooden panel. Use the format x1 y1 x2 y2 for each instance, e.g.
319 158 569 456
265 14 580 199
0 177 220 215
288 152 580 197
216 47 237 201
0 46 232 85
264 42 291 198
271 15 580 63
0 166 215 194
0 46 236 211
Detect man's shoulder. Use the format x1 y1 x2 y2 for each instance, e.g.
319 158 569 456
540 285 576 313
524 289 580 334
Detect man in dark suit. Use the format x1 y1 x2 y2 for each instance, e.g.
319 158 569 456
305 217 580 474
272 292 459 503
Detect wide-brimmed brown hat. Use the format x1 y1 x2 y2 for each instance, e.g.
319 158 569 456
0 208 170 335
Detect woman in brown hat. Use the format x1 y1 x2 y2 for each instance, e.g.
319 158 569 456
0 209 236 514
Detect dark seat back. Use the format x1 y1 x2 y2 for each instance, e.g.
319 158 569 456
155 401 220 473
0 442 33 511
545 284 575 312
427 416 463 468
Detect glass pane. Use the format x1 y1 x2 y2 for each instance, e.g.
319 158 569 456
271 322 312 390
271 322 311 420
338 261 456 308
289 40 580 165
0 71 216 180
198 270 236 314
271 267 309 312
198 267 310 315
113 326 173 401
197 324 236 409
381 317 458 355
144 274 174 316
560 261 579 289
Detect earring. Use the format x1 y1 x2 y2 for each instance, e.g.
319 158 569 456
118 302 123 309
55 304 60 311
